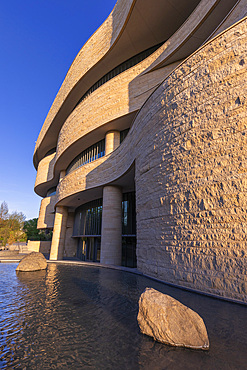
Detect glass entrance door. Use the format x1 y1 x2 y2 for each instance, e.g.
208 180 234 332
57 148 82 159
77 237 101 262
86 238 94 261
76 238 87 261
122 237 136 267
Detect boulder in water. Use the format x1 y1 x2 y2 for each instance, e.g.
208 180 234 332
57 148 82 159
137 288 209 350
16 252 47 272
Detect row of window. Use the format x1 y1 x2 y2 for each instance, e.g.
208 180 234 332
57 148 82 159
76 236 136 267
42 42 164 173
122 192 136 236
66 129 129 175
120 128 129 143
66 139 105 175
73 192 136 237
43 129 130 198
74 199 103 236
74 42 163 110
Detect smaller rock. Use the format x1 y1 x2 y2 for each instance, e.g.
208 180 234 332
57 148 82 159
16 252 47 272
137 288 209 350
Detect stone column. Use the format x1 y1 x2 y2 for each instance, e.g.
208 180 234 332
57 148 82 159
105 130 120 156
100 185 122 265
49 170 68 261
49 206 68 260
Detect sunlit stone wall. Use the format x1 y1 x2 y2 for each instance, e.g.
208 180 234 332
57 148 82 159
37 195 56 230
135 19 247 302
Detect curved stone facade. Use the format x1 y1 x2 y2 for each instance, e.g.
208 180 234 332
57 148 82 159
134 19 247 302
37 195 56 230
35 153 56 197
54 63 178 167
34 0 247 303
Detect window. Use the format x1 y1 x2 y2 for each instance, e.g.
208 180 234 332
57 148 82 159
74 42 164 110
66 139 105 175
73 199 103 236
120 129 130 143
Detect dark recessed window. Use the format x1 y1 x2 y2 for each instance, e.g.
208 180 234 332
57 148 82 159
74 42 164 110
46 187 56 197
73 199 103 237
120 128 130 143
66 139 105 175
44 148 56 158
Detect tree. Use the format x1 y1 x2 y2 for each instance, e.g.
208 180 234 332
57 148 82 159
23 218 39 240
7 211 27 243
23 218 52 241
0 201 8 225
0 202 9 246
0 201 27 246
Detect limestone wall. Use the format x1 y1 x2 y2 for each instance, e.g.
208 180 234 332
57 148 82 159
56 19 247 302
64 212 77 258
37 195 56 230
55 64 177 166
33 0 247 302
34 0 134 163
35 152 56 195
34 0 240 167
27 241 51 254
134 19 247 302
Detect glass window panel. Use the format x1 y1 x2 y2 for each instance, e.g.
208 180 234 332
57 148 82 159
74 199 103 236
66 139 105 175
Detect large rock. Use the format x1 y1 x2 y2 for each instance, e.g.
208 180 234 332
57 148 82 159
16 252 47 272
137 288 209 350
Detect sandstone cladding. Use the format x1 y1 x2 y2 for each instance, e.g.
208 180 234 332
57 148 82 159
56 19 247 302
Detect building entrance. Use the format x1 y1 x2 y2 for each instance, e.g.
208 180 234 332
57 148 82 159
74 192 136 267
76 237 101 262
122 237 136 268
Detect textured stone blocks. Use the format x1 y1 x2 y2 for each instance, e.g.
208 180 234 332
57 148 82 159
34 1 247 303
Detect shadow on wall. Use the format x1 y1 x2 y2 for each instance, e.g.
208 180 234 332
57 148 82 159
38 196 56 230
47 154 56 183
126 0 242 115
44 196 55 228
84 16 247 302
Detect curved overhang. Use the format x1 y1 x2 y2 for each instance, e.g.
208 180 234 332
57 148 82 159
33 0 241 169
33 0 203 168
37 195 56 230
34 59 179 198
52 16 247 213
34 0 243 198
142 0 241 72
34 112 135 197
56 140 136 210
34 153 56 196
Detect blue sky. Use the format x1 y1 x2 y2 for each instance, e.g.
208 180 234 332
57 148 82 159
0 0 116 220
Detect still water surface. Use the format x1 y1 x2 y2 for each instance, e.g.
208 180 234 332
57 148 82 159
0 263 246 369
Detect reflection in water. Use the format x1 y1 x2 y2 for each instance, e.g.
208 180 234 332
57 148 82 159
0 263 246 369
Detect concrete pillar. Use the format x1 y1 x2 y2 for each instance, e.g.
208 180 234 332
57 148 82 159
50 206 68 260
100 185 122 265
105 130 120 156
64 212 77 258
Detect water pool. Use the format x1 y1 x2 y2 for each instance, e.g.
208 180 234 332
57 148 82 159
0 263 246 369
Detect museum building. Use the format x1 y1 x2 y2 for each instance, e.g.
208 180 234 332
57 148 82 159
34 0 247 303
